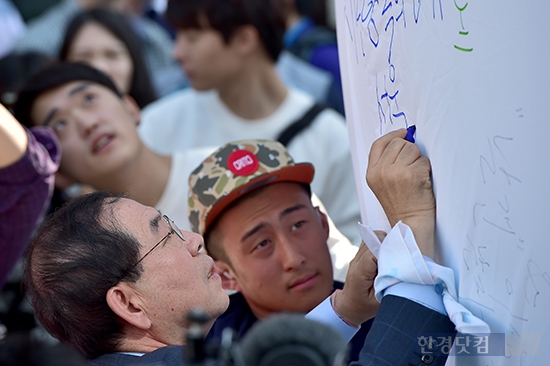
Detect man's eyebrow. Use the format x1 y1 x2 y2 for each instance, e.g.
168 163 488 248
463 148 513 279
240 204 308 242
41 82 91 126
279 204 307 220
149 212 162 234
241 223 267 243
69 82 91 96
42 108 59 127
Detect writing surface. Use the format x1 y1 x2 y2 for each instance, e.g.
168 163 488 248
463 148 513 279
334 1 550 364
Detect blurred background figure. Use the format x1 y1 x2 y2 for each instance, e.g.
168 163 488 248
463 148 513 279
10 0 185 97
59 8 157 109
277 0 344 115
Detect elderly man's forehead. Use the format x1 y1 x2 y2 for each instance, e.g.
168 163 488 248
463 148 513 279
105 198 163 236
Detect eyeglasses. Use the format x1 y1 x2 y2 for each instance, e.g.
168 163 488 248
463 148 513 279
119 215 185 282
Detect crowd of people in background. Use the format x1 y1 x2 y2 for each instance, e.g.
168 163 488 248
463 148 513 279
0 0 475 365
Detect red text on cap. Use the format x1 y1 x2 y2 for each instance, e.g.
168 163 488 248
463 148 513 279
227 149 259 176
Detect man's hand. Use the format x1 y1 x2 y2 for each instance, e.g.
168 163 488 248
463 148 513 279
366 129 436 258
333 241 381 327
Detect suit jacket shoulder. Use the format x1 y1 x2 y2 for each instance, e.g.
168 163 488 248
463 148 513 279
89 345 186 365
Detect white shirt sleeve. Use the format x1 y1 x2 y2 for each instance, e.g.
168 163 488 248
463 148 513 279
305 295 359 343
359 221 491 335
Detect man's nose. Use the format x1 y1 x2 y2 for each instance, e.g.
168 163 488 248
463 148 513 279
279 237 306 271
172 38 189 67
185 231 205 256
74 110 100 137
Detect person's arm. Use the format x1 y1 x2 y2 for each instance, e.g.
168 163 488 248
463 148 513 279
351 129 491 365
366 128 436 259
0 105 28 168
306 126 437 336
311 129 484 364
348 129 450 365
0 105 60 288
351 294 455 366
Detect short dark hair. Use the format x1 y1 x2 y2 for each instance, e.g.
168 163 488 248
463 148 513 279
204 182 311 266
59 8 157 109
22 191 144 359
13 62 122 129
166 0 285 62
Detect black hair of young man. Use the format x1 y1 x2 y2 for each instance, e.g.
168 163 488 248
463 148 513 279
165 0 286 62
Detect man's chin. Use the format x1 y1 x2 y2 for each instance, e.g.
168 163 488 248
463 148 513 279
190 83 214 92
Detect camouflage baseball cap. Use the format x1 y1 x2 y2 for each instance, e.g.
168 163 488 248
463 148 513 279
188 139 314 236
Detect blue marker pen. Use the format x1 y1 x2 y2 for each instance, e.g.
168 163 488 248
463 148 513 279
404 125 416 143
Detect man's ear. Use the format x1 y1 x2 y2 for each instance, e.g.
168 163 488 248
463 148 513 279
121 95 142 126
231 25 259 57
214 260 242 292
106 284 152 331
315 207 330 240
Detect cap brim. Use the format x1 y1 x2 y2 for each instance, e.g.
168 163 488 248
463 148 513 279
204 163 315 234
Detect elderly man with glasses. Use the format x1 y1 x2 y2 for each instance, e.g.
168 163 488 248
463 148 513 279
23 191 230 363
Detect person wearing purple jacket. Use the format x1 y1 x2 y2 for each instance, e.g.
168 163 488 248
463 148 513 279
0 104 60 289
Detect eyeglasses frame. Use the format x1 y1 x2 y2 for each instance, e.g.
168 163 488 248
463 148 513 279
118 215 185 282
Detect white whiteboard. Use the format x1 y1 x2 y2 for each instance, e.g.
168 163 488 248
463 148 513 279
335 1 550 365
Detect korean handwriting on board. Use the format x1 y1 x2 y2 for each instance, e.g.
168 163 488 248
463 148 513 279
343 0 444 133
465 132 550 358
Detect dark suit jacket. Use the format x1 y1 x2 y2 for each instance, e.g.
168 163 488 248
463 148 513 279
88 345 186 365
89 295 455 366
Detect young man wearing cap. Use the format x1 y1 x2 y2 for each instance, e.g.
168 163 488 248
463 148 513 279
188 139 379 361
137 0 363 246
